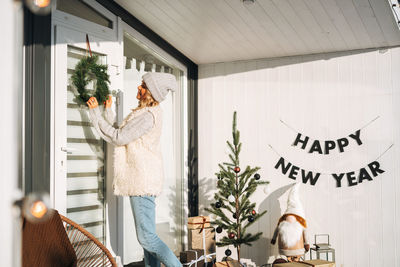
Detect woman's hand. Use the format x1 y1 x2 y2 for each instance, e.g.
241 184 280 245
86 97 98 109
104 95 112 108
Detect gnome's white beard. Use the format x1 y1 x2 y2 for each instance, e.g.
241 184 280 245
278 220 303 248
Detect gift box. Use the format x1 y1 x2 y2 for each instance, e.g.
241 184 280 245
273 260 335 267
180 249 205 267
188 216 211 230
188 227 216 260
214 260 242 267
302 260 335 267
273 263 305 267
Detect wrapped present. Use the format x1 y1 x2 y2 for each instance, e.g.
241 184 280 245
302 260 335 267
273 260 335 267
214 260 242 267
188 227 216 261
273 263 305 267
180 249 205 267
188 216 211 230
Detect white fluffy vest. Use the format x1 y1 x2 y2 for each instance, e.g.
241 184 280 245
112 106 164 196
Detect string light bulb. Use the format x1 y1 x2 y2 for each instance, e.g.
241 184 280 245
30 200 48 219
24 0 53 15
22 192 53 223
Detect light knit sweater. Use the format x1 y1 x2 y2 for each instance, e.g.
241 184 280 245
88 106 164 196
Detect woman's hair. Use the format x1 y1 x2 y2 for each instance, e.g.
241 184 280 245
134 82 159 111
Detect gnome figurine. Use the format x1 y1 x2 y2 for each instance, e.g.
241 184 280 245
271 183 310 262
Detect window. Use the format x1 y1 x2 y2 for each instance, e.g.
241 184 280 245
57 0 113 29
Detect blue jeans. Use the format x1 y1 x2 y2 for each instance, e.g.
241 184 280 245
129 196 182 267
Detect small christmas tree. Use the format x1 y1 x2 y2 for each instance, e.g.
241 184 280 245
205 111 269 261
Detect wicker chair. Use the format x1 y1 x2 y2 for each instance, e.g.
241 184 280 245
60 214 117 267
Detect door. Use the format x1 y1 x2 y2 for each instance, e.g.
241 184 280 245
120 27 188 264
53 25 120 247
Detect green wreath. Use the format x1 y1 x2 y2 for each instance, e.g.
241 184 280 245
71 55 110 104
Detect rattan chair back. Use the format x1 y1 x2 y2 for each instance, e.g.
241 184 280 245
60 214 117 267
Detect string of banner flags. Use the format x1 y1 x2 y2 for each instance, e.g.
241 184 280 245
269 116 394 188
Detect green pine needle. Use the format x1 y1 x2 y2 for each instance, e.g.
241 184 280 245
71 55 110 104
207 112 269 258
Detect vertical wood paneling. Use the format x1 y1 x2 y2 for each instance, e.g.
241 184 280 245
198 47 400 267
366 51 383 267
377 49 396 267
391 47 400 267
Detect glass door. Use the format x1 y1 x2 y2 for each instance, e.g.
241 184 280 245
53 26 120 246
120 29 187 264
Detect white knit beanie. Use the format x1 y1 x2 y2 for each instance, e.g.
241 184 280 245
284 183 305 219
142 72 177 102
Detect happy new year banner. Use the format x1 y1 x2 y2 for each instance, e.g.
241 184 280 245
273 156 386 187
280 116 379 155
292 130 362 154
269 116 393 188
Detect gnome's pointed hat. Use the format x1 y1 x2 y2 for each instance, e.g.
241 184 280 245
284 183 305 220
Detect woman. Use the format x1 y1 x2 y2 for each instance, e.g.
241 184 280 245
86 72 181 267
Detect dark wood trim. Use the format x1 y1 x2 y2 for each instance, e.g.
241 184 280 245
188 78 199 216
95 0 199 215
24 7 52 194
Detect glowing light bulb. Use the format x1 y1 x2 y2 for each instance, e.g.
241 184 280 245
25 0 53 15
34 0 51 8
30 200 48 219
23 192 52 222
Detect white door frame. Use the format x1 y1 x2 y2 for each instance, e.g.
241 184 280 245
51 4 121 257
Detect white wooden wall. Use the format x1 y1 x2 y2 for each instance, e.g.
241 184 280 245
198 47 400 267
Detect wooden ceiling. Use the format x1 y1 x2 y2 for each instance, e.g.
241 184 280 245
115 0 400 65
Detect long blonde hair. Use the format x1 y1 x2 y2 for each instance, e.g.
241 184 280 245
133 83 159 112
